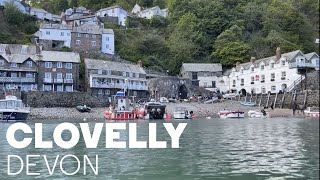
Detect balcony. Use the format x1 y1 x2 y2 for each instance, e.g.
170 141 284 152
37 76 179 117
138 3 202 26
64 79 73 83
44 78 74 83
0 77 35 83
90 82 147 90
43 78 53 83
289 62 315 69
54 78 63 83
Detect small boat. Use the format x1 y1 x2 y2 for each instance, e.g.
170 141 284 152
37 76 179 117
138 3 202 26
142 102 166 119
304 107 319 118
203 97 219 104
248 110 269 118
76 105 91 112
173 107 193 119
218 110 245 119
0 95 30 121
104 91 136 120
240 101 256 106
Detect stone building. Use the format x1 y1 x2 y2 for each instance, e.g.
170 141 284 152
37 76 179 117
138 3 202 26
85 59 148 99
96 5 128 26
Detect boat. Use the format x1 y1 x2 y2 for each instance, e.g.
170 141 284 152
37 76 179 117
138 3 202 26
173 107 193 119
137 101 166 119
203 97 219 104
240 101 256 106
0 95 30 121
248 109 269 118
76 105 91 112
104 91 137 120
218 110 245 119
304 107 319 118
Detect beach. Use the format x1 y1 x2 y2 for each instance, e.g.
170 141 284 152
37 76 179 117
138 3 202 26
29 100 304 120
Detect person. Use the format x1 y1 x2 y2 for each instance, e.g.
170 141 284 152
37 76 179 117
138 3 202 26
261 109 267 116
293 103 297 115
270 104 274 110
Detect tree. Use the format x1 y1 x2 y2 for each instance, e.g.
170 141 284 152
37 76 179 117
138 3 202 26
69 0 78 7
4 2 24 25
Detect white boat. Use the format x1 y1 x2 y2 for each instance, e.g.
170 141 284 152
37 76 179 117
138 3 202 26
304 107 319 118
203 97 219 104
0 95 30 121
248 110 269 118
173 107 193 119
218 110 245 119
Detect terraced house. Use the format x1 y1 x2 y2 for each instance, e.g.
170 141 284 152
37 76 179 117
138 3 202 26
0 44 80 92
85 59 148 98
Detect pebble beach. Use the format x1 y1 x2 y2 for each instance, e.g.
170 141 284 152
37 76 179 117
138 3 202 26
29 100 304 120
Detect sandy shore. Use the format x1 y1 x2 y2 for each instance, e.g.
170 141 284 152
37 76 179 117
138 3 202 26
29 100 305 120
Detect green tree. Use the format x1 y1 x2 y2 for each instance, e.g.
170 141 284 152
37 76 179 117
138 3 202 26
4 2 24 25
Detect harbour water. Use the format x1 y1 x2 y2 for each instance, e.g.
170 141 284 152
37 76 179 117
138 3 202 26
0 118 319 179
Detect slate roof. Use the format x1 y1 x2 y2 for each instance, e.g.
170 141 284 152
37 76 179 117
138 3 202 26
85 58 146 74
72 24 102 34
305 52 319 60
30 7 47 13
40 23 72 30
181 63 222 72
97 5 126 12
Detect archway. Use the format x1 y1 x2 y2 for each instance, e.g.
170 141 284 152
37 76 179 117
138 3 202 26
240 88 247 96
281 84 287 92
251 88 255 94
178 84 188 99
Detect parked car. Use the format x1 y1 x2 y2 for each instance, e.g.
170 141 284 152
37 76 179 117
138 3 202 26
160 97 169 103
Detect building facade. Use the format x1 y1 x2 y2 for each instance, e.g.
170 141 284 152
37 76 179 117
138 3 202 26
180 63 228 92
30 7 60 22
96 5 128 26
305 52 320 70
37 24 72 49
229 48 318 94
85 59 148 98
132 4 168 19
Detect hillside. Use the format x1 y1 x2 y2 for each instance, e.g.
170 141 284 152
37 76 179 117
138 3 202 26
2 0 320 75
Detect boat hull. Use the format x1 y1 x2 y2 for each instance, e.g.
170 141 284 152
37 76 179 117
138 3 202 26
219 111 245 119
248 110 269 118
240 101 256 106
105 111 136 120
0 111 29 121
304 112 319 118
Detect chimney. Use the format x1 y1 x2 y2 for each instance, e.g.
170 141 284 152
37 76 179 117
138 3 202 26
138 60 142 67
36 44 41 54
5 46 11 55
250 57 255 64
276 47 281 60
236 62 240 68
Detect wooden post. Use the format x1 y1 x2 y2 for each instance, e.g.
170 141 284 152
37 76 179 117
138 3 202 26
281 91 286 109
266 92 270 107
273 93 278 108
303 91 307 108
289 92 293 109
259 93 263 107
245 93 247 102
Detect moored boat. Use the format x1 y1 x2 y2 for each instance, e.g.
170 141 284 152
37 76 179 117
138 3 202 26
248 109 269 118
76 105 91 112
304 107 319 118
173 107 193 119
240 101 256 106
0 95 30 122
104 91 136 120
218 110 245 119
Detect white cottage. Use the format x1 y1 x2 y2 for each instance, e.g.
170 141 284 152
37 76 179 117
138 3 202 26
229 48 319 94
101 29 115 55
96 5 128 26
38 23 72 48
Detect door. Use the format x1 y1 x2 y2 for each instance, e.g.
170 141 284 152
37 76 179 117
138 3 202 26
212 81 216 88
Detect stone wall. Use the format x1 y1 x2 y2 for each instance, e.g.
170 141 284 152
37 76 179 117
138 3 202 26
21 91 109 108
292 70 319 92
238 91 319 109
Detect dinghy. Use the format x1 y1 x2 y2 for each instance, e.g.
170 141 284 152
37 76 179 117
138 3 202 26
240 101 256 106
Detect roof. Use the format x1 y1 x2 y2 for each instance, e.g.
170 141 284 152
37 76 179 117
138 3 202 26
181 63 223 72
30 7 47 13
0 44 80 63
140 6 161 14
72 24 102 34
85 58 146 74
40 23 72 30
66 14 96 21
103 29 114 34
305 52 319 60
97 5 126 12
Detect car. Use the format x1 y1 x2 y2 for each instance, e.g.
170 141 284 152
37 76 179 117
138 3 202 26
159 97 169 103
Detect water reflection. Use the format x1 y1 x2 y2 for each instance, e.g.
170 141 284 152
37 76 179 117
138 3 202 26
0 118 318 179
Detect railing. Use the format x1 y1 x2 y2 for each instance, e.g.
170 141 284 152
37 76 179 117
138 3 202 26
43 78 53 83
54 78 63 83
0 77 35 83
90 83 147 90
44 78 74 83
64 79 73 83
287 76 305 92
289 62 315 69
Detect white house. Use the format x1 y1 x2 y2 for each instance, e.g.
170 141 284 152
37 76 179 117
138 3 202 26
229 48 318 94
0 0 29 13
101 29 114 55
305 52 319 70
132 4 168 19
38 23 72 48
131 4 141 14
96 5 128 26
30 7 60 22
180 63 228 92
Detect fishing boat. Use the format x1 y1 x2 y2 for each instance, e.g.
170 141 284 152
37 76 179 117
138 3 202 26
240 101 256 106
173 107 193 119
0 95 30 121
304 107 319 118
218 110 245 119
76 105 91 112
248 110 269 118
104 91 136 120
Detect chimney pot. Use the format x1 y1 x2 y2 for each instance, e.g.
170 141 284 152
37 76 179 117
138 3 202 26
138 60 142 67
250 57 256 63
276 47 281 60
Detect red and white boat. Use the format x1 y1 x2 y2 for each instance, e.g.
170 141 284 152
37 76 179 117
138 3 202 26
104 91 137 120
304 107 319 118
218 110 245 119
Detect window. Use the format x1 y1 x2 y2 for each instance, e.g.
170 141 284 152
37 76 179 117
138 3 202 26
261 75 265 82
76 40 81 45
56 73 62 79
122 72 126 76
85 34 89 38
106 44 109 48
232 80 236 87
192 72 198 80
46 31 50 35
61 32 64 36
271 73 275 79
26 73 33 78
67 33 70 36
106 89 110 95
57 85 63 92
270 63 275 68
271 85 276 91
251 76 254 82
11 63 17 68
251 67 254 72
106 37 109 41
281 71 286 77
316 60 319 66
65 85 72 92
98 89 103 94
261 87 266 94
98 69 102 75
91 41 96 46
44 85 52 91
0 60 4 66
65 63 72 69
260 65 265 70
92 35 96 38
77 33 81 37
133 91 137 96
126 72 130 77
11 72 17 77
241 69 243 74
203 82 207 87
281 61 285 66
45 72 51 79
240 79 244 86
66 73 72 79
45 62 52 68
56 62 62 68
26 61 33 67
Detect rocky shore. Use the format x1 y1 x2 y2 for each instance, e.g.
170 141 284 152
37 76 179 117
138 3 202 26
29 100 305 120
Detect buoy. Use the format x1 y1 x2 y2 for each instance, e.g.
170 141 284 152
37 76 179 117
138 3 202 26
166 113 171 120
83 118 87 122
